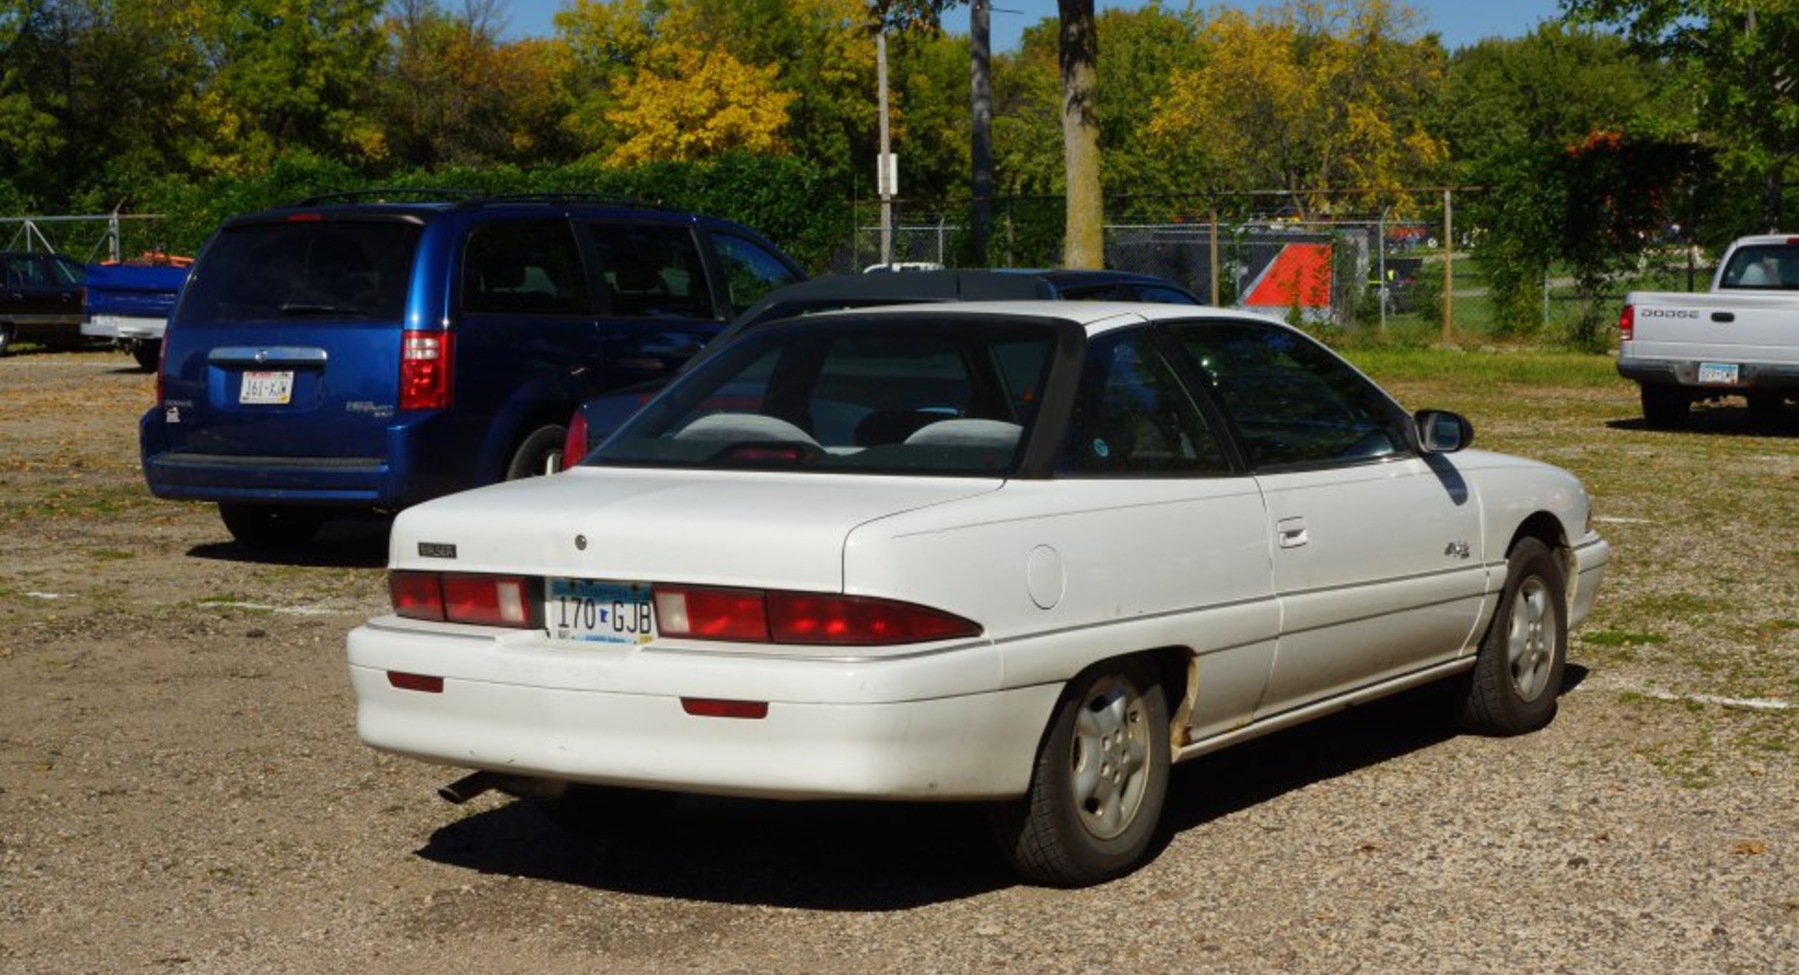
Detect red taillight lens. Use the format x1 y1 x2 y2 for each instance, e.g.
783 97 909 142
390 570 534 628
680 698 768 719
391 570 445 621
561 410 589 471
767 592 980 645
1618 304 1634 342
399 330 453 411
653 587 770 641
652 586 979 646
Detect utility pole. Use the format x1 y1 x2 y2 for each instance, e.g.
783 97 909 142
970 0 994 263
877 30 896 267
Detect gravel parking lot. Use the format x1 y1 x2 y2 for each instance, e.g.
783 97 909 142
1 348 1792 974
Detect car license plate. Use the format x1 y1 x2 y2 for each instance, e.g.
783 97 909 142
547 579 655 645
240 370 294 404
1697 362 1739 385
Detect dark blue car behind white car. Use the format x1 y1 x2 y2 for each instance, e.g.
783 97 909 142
140 193 805 549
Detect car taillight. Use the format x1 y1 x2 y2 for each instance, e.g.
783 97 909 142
399 330 453 411
653 586 980 646
390 570 535 628
561 410 589 471
1618 304 1634 342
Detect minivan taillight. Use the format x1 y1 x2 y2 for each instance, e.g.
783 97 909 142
1618 304 1634 342
399 330 453 411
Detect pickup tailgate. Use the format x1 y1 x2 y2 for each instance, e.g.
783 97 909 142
1625 291 1799 367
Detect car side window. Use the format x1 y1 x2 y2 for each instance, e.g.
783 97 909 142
1059 329 1230 476
50 256 85 286
587 223 714 319
1167 319 1407 470
461 219 591 316
713 232 802 314
6 255 46 287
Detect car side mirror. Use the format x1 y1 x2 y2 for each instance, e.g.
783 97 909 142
1413 409 1474 454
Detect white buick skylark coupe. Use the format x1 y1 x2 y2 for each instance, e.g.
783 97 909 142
348 301 1609 886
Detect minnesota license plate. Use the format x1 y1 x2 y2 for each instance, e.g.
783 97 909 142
1697 362 1739 385
547 579 655 645
239 370 294 404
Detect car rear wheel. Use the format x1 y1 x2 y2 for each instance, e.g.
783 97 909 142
991 659 1170 886
128 339 160 372
1458 536 1567 736
1639 383 1689 429
505 424 567 479
218 503 326 550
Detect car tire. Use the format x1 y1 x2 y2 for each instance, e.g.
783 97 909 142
0 322 14 356
991 658 1170 886
504 424 567 480
532 783 679 837
1746 391 1785 418
218 503 326 550
1458 537 1567 736
129 340 160 372
1639 383 1689 429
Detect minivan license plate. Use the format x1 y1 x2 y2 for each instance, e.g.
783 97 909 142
240 370 294 404
547 579 655 645
1697 362 1739 385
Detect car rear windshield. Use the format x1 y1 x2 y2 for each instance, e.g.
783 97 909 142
586 316 1060 476
178 220 422 324
1719 243 1799 290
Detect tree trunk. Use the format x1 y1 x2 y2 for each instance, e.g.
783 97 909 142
1058 0 1102 269
1764 169 1783 233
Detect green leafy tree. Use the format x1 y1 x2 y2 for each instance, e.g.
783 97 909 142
1564 0 1799 229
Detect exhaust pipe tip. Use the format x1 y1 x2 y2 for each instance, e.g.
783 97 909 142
437 771 498 805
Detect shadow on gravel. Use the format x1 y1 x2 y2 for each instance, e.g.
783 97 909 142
186 514 391 569
418 794 1013 909
1607 404 1798 438
416 672 1594 907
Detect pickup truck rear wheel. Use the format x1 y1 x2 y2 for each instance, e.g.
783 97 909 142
1639 384 1689 429
128 339 160 372
219 503 326 550
1746 391 1785 417
991 658 1170 886
504 424 566 479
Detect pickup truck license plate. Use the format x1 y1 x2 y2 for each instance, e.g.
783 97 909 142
239 370 294 404
1697 362 1739 385
547 579 655 645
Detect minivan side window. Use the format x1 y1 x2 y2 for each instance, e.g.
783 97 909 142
587 224 714 319
461 219 591 316
713 232 802 313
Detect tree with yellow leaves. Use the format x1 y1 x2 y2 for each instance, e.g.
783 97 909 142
1148 0 1447 219
602 45 797 165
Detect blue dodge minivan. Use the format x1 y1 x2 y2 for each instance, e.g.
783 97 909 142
140 194 805 548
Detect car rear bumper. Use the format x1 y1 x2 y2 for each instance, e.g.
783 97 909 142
346 617 1054 801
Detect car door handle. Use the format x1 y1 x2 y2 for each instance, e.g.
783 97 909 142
1277 517 1309 549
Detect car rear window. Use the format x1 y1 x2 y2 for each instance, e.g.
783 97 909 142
178 220 422 324
587 317 1059 476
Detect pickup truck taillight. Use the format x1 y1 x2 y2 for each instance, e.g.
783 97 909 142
1618 304 1635 342
399 330 453 411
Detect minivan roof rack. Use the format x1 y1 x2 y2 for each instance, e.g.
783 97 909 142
465 193 674 210
293 188 481 206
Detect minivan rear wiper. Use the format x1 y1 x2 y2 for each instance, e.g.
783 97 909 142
279 303 370 316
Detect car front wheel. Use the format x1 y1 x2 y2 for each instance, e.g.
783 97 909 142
992 659 1170 886
1458 536 1567 736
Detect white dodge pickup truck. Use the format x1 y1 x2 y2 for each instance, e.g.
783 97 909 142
1618 234 1799 428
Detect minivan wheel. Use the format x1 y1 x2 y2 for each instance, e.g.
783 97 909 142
505 424 567 479
219 503 326 550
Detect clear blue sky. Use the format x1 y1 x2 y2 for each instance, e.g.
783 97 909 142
500 0 1571 52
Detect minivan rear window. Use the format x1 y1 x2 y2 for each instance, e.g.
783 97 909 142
179 220 422 324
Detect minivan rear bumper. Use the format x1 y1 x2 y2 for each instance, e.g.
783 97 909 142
139 408 475 509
